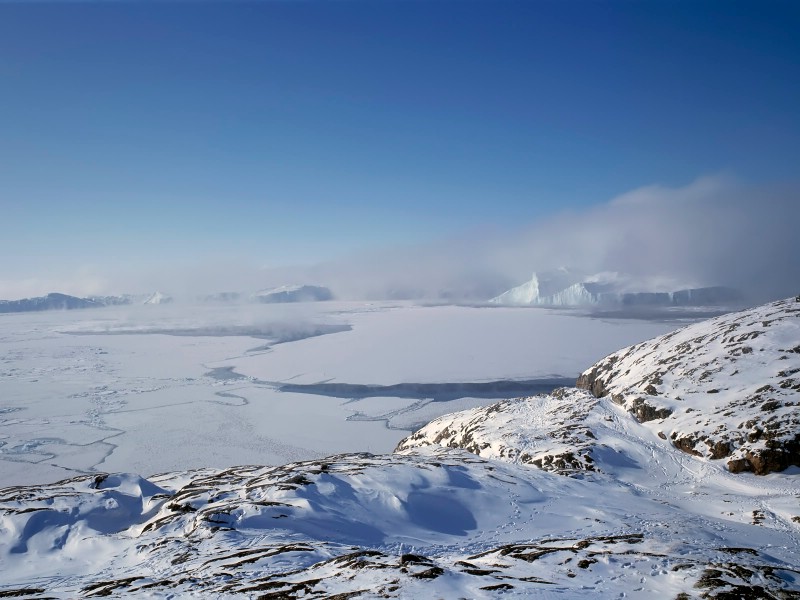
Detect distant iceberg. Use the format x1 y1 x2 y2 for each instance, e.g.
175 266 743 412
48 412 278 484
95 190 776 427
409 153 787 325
253 284 333 303
143 291 172 305
491 271 741 308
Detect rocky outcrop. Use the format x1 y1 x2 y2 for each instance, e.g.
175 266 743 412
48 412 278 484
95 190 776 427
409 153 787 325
395 388 600 475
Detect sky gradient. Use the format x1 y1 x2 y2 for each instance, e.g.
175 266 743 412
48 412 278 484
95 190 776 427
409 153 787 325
1 1 798 298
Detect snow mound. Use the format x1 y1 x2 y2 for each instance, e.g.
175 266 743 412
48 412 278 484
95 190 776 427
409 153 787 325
254 284 333 303
577 296 800 474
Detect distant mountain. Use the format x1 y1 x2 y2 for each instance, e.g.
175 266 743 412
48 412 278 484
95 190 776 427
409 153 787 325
491 271 742 308
0 292 173 314
254 284 333 303
0 293 101 313
576 295 800 474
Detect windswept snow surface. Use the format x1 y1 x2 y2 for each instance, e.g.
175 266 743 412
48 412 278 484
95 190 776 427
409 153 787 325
0 302 674 486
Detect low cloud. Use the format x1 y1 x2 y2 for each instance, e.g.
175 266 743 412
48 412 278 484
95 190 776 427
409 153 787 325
3 175 795 304
296 175 799 302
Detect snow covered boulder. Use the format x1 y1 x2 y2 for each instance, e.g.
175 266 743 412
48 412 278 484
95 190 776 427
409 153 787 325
577 297 800 474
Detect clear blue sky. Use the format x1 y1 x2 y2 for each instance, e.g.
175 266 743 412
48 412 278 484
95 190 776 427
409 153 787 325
1 1 798 292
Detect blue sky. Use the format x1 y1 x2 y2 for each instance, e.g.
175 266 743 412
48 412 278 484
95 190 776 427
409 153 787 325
1 1 798 297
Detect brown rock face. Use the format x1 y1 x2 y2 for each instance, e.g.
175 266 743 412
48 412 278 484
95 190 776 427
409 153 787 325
628 398 673 423
727 438 800 475
576 367 610 398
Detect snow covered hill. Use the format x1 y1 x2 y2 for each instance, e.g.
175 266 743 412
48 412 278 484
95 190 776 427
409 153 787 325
399 298 800 476
577 296 800 474
1 298 799 598
1 449 798 598
395 388 602 474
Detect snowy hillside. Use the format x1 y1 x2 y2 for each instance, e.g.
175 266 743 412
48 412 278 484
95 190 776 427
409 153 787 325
1 449 799 598
577 296 800 474
395 388 602 474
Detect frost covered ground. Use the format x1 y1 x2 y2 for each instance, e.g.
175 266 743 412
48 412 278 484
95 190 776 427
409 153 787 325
1 299 798 598
0 301 674 486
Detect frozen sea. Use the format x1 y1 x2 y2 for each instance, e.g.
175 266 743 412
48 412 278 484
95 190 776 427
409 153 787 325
0 301 682 486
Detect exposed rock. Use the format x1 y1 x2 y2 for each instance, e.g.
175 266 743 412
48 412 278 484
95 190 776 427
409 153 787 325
628 397 673 422
395 388 601 475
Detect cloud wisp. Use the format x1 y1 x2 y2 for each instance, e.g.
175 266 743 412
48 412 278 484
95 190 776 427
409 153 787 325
303 175 799 302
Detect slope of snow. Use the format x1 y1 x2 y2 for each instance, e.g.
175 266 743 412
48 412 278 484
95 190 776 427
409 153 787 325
577 296 800 473
395 388 601 473
1 448 798 598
